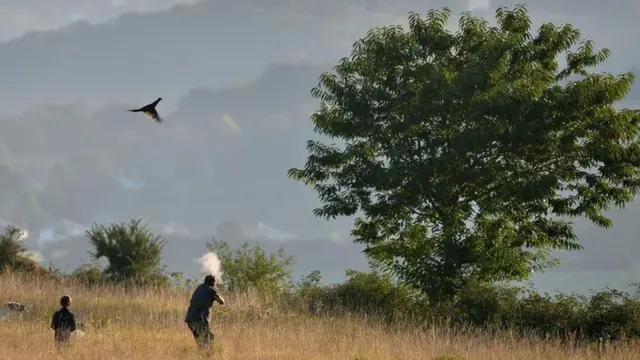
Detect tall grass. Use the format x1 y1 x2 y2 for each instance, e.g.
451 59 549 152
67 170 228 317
0 273 638 359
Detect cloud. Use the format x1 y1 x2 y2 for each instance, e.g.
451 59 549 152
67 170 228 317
35 219 87 247
51 250 69 260
67 13 88 22
246 221 296 242
0 0 205 41
328 231 342 244
469 0 490 10
2 0 638 55
161 221 191 236
221 113 241 132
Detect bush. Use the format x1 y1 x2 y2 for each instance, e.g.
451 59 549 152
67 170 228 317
207 239 294 294
582 287 640 341
294 268 429 324
442 283 640 342
294 270 640 343
71 263 104 285
0 225 41 273
85 218 170 286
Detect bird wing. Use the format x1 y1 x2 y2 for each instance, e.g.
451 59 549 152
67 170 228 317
144 110 163 124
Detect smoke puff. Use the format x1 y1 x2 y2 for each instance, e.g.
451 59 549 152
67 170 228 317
195 252 223 284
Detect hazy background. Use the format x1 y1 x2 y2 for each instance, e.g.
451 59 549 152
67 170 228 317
1 0 640 292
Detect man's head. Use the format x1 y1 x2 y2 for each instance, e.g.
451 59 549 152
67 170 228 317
60 295 72 308
204 275 216 287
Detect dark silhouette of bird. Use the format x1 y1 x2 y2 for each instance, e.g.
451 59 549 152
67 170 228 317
128 97 163 123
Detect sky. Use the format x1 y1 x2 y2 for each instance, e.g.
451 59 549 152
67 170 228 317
1 1 637 68
0 0 493 42
1 0 640 289
0 0 204 41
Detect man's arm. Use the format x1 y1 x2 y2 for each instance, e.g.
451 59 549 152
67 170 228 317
213 289 225 305
50 312 56 330
69 312 77 332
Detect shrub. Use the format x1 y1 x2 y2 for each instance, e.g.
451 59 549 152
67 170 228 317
295 271 640 343
296 268 429 323
71 263 104 285
85 218 170 286
207 239 294 294
0 225 41 273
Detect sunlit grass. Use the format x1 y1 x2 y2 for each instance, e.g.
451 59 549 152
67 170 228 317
1 273 638 359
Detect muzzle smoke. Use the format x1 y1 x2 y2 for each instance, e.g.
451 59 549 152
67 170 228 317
195 252 223 284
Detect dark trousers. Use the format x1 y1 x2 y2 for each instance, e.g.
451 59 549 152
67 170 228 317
187 321 214 349
54 330 71 347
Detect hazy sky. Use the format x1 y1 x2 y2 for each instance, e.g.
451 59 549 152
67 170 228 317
0 0 204 41
2 0 640 290
2 0 638 64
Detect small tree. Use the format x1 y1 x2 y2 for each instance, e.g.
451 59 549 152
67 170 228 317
86 218 168 285
71 263 104 285
289 5 640 302
0 225 39 272
207 238 294 293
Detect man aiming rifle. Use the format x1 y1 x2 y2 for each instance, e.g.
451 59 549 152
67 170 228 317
184 275 225 349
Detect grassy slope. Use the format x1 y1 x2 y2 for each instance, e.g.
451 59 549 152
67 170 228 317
0 273 637 360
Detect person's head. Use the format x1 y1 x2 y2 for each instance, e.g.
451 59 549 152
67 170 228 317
204 274 215 287
60 295 72 308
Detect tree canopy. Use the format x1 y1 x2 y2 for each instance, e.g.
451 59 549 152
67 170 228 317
288 5 640 301
86 218 167 284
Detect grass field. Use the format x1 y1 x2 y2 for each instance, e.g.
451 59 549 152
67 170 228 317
0 273 638 359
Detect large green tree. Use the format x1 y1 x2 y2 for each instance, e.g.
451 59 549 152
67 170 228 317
288 5 640 302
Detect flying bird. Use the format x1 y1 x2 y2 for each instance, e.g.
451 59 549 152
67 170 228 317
128 97 164 123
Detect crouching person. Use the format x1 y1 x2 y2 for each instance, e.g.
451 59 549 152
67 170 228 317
185 275 225 349
51 295 77 347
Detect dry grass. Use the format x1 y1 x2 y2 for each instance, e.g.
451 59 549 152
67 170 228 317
0 273 638 359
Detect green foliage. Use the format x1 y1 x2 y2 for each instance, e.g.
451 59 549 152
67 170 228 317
168 271 198 290
301 269 322 286
207 238 294 294
71 263 104 285
328 269 429 321
85 218 169 286
289 5 640 302
294 267 429 323
297 270 640 342
0 225 40 272
448 284 640 342
293 270 325 312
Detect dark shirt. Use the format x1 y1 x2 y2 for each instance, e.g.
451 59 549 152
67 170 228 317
50 307 76 342
185 283 219 323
